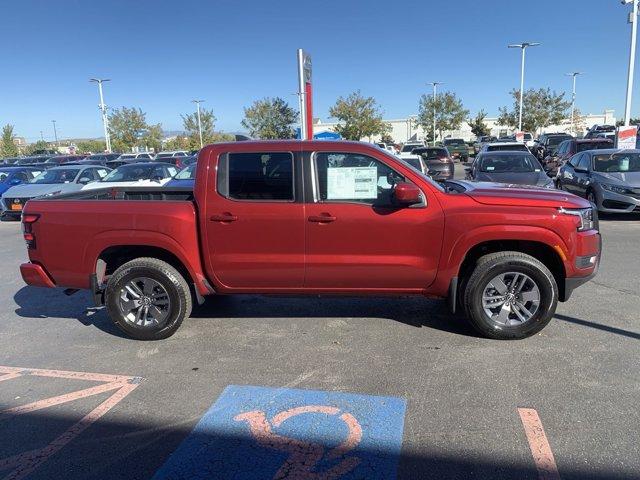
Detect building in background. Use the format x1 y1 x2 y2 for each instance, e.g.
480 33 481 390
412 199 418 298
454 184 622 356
313 110 616 143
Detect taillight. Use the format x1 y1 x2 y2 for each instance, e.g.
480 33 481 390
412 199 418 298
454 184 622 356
438 156 449 162
176 159 183 169
22 213 40 249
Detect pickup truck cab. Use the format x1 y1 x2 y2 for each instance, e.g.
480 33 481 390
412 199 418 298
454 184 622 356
19 141 601 341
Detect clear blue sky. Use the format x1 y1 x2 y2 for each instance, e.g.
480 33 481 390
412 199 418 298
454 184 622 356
1 0 636 141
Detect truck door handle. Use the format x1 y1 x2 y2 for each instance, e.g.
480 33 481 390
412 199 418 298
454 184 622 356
308 214 336 223
210 213 238 222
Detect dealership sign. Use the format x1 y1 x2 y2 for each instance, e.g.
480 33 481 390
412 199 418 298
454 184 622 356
297 49 313 140
616 125 638 149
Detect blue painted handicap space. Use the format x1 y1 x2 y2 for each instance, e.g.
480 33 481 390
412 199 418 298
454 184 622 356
153 385 407 480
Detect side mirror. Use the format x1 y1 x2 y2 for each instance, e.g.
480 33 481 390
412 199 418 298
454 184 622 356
78 177 92 184
394 182 421 205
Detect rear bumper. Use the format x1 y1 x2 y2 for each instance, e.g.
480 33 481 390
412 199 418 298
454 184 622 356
20 263 56 288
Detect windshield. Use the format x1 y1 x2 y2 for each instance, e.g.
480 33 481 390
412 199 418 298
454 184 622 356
416 148 447 160
175 164 196 180
119 154 135 159
102 165 165 182
486 144 529 152
593 153 640 173
44 157 64 164
444 139 464 146
401 145 420 153
31 169 80 184
156 153 172 158
480 154 539 173
548 136 571 146
577 141 611 152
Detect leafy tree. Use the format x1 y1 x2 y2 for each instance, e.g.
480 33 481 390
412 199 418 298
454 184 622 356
163 136 189 151
417 91 469 142
242 97 298 139
0 124 19 158
76 139 106 153
497 88 570 134
469 110 490 137
329 91 390 141
380 132 395 144
616 118 640 126
182 108 217 149
24 140 51 155
108 107 162 152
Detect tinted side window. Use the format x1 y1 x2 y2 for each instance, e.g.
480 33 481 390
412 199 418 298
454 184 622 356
217 152 294 201
568 153 582 167
577 154 591 171
314 152 404 206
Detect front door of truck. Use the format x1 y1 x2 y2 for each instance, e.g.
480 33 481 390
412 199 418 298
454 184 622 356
304 150 444 290
204 150 304 289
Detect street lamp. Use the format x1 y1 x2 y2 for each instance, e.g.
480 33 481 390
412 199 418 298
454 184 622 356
90 78 112 152
192 99 205 148
52 120 58 146
565 72 583 135
508 42 541 132
427 82 443 146
621 0 638 126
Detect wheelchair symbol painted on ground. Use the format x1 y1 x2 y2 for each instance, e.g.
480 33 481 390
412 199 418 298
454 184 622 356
234 405 363 479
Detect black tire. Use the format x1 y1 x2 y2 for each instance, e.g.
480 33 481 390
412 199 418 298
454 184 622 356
556 179 563 190
586 189 597 205
105 257 192 340
462 251 558 340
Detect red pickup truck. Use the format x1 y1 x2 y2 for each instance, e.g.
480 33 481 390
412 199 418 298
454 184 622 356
19 141 601 341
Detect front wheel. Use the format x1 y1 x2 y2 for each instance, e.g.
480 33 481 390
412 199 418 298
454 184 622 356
463 252 558 340
105 258 192 340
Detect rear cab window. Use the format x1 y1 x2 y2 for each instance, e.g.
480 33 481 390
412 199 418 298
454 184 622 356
217 152 294 201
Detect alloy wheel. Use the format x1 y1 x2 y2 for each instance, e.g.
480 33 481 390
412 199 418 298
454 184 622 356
118 277 171 328
481 272 541 326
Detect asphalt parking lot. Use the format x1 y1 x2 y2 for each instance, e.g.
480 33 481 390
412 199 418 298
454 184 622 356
0 164 639 480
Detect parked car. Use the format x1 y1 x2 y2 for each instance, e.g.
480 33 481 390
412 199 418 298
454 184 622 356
81 162 178 191
75 153 121 166
42 155 88 167
442 138 469 162
1 165 110 220
155 151 189 160
530 134 573 161
473 136 497 155
376 143 399 155
479 142 530 153
542 138 613 177
557 149 640 213
19 141 600 341
466 151 554 188
154 155 196 170
16 155 53 166
584 124 616 140
165 163 197 188
522 133 535 149
0 157 22 165
399 142 425 158
0 167 44 196
409 146 454 180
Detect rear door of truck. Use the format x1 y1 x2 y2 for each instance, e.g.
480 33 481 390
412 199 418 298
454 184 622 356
201 146 305 289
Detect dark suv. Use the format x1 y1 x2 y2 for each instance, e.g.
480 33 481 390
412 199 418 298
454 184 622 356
543 138 613 176
410 147 455 180
531 134 573 161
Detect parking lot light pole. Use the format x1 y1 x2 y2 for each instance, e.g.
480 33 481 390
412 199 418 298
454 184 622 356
192 100 205 148
565 72 582 135
427 82 443 146
52 120 58 146
90 78 112 152
622 0 639 126
508 42 540 132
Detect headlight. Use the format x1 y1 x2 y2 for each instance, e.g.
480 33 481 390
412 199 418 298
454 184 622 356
601 183 632 195
558 207 596 232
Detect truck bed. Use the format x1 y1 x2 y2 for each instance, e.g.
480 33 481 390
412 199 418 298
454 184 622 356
48 186 195 202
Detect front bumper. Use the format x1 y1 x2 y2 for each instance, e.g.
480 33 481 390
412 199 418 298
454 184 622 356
561 232 601 301
20 263 56 288
596 187 640 213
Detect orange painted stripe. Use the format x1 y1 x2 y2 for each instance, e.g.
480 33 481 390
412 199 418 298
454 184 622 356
1 381 125 417
518 408 561 480
0 373 22 383
0 365 134 383
2 383 139 480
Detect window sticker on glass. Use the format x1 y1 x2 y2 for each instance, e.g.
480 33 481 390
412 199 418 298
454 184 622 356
327 166 378 199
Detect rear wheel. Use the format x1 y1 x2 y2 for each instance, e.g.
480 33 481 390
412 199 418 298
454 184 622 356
105 258 192 340
463 252 558 340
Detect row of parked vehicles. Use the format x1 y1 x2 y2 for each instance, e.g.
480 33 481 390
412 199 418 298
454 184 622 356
394 128 639 215
0 159 197 220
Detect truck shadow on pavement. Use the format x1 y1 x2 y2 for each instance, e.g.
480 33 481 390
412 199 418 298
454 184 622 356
12 286 476 339
0 409 633 480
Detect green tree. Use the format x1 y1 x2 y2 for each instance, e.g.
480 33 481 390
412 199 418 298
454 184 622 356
24 140 51 155
108 107 161 152
241 97 298 139
417 91 469 142
163 136 189 151
0 124 19 158
182 108 217 149
76 139 106 153
329 91 390 141
497 88 570 134
469 110 490 137
616 118 640 126
380 132 395 145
